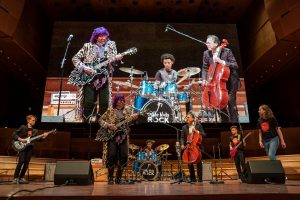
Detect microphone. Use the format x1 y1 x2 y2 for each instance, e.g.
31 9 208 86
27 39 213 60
67 34 73 42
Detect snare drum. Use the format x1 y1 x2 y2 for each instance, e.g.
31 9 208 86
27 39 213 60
139 161 158 181
140 80 157 98
142 99 175 123
162 82 177 96
177 92 189 103
136 152 147 161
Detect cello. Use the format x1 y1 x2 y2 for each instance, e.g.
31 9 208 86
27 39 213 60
202 39 230 110
182 127 202 164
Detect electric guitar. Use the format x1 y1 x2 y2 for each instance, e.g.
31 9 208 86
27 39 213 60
230 131 252 158
68 47 138 86
96 110 146 142
12 129 56 152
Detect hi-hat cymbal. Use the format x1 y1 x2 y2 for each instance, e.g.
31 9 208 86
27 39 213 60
128 143 139 150
119 67 144 75
177 67 201 77
155 144 169 152
113 81 139 89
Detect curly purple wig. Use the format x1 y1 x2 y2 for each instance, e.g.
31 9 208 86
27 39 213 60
112 94 125 108
89 27 110 43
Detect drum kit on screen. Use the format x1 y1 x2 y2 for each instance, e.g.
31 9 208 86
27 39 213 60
126 143 173 181
113 66 202 123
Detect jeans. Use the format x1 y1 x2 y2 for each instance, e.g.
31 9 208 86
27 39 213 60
264 136 279 160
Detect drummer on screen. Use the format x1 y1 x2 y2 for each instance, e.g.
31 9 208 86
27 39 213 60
155 53 177 84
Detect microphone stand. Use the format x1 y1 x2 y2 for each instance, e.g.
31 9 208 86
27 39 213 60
165 24 207 45
161 123 187 184
57 36 72 117
87 102 97 160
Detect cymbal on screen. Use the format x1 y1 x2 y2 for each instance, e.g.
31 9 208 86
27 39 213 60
177 67 201 77
119 67 144 75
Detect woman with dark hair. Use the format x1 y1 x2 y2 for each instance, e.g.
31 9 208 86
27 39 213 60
98 94 138 184
71 27 123 122
258 104 286 160
180 112 206 182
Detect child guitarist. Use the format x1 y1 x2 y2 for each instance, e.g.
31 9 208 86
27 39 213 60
229 125 246 182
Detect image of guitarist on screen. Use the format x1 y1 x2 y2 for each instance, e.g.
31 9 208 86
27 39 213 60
229 125 246 182
71 27 123 122
12 115 50 184
98 94 138 184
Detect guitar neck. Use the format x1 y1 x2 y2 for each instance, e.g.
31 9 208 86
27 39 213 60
94 52 128 70
29 134 44 142
234 132 252 149
115 116 133 128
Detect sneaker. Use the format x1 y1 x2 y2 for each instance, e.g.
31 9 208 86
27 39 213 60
19 178 29 184
12 178 19 184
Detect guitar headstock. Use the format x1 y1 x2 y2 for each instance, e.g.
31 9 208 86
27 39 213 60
48 128 57 135
139 109 149 116
122 47 138 56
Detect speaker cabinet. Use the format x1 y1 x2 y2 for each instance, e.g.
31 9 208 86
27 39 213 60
243 160 285 184
54 161 94 185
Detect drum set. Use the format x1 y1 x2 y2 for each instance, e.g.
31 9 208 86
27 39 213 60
113 66 202 123
127 143 172 181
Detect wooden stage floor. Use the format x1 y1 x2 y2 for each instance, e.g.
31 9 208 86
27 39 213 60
1 180 300 200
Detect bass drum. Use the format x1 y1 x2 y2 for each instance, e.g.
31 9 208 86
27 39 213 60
139 161 158 181
142 99 175 123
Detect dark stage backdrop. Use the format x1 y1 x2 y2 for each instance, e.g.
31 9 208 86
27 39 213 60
42 22 249 123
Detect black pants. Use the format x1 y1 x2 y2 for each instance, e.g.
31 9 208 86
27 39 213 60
106 139 128 180
14 145 33 179
234 150 245 179
83 82 109 122
188 161 203 181
219 89 238 123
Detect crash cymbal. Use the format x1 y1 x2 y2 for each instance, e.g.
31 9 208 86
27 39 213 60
128 143 139 150
177 67 201 77
113 81 139 89
161 153 172 156
119 67 144 75
155 144 169 152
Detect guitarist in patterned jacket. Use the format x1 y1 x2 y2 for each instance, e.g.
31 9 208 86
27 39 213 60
71 27 123 122
12 115 49 184
99 94 138 184
229 125 246 182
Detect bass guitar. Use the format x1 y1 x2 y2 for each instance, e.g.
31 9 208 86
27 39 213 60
230 132 252 158
68 47 138 86
12 129 56 152
96 110 146 142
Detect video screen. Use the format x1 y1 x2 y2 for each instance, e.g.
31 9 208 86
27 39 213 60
41 22 249 123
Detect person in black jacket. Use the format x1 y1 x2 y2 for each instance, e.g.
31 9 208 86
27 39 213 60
180 112 206 182
12 115 49 184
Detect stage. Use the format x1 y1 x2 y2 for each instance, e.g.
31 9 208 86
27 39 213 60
1 180 300 200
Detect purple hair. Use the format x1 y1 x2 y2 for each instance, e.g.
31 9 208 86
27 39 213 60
112 94 125 108
89 27 110 43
